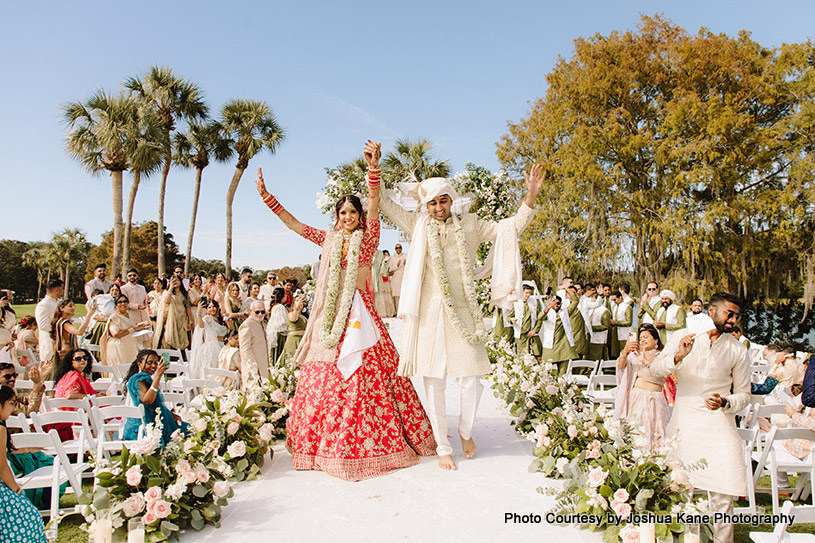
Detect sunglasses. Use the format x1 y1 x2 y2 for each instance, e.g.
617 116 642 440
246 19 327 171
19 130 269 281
73 355 90 362
116 300 129 305
1 373 18 381
253 310 266 315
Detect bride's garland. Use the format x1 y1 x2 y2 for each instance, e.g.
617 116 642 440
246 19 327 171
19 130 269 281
427 218 486 344
319 229 364 348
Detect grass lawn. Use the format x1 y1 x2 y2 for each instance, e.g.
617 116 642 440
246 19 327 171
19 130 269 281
12 303 87 319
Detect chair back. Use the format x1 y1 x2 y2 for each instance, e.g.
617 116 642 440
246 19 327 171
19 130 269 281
5 413 30 433
11 429 85 494
41 396 86 412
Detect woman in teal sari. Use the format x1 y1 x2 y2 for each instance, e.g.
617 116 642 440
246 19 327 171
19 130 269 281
122 350 188 444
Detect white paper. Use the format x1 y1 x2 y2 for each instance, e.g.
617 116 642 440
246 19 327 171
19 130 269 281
132 329 153 338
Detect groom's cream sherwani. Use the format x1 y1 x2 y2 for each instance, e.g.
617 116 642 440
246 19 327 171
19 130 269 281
380 197 534 378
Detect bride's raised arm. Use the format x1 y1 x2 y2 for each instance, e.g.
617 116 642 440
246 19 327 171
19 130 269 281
363 139 381 223
256 168 304 236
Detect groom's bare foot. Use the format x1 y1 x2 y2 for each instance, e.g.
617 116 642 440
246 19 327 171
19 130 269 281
460 435 477 458
438 454 457 470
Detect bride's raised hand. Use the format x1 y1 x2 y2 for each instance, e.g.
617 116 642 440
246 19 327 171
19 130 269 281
363 140 381 170
256 168 270 199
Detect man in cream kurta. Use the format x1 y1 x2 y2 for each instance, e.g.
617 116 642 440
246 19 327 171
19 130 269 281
380 167 542 470
238 302 269 389
387 244 407 308
650 293 750 543
35 279 63 364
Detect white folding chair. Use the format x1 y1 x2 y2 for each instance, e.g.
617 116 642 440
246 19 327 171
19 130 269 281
89 363 122 394
586 374 617 405
155 348 183 363
14 378 35 393
753 426 815 514
160 392 188 410
83 395 126 434
182 378 221 402
11 429 92 540
5 412 31 433
205 367 239 388
92 404 145 461
594 359 617 376
83 343 101 362
41 397 86 412
565 359 598 386
164 362 190 392
735 427 760 515
30 409 95 458
750 500 815 542
13 348 39 367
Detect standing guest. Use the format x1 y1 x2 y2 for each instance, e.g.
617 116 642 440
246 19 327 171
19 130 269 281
731 326 750 350
388 243 407 309
187 274 203 308
281 279 296 307
238 301 269 388
256 139 435 480
153 276 191 354
685 298 710 333
100 295 149 374
121 269 149 346
587 297 611 361
372 250 396 318
258 272 279 311
491 305 514 347
223 283 245 331
265 288 288 364
0 329 11 365
146 278 167 325
240 283 262 313
0 291 16 331
647 289 686 345
231 268 253 301
379 250 397 317
638 281 661 325
563 285 589 359
607 292 623 358
508 283 543 360
651 293 750 543
51 300 96 363
0 385 49 543
172 265 190 289
210 273 228 309
540 294 579 374
35 279 63 365
122 350 188 445
615 323 668 447
612 285 635 358
84 263 113 300
216 330 241 388
13 317 38 354
555 276 573 299
112 274 125 287
87 284 120 344
189 300 227 379
278 292 307 364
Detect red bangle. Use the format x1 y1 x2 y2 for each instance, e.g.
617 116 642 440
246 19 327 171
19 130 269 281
263 194 283 214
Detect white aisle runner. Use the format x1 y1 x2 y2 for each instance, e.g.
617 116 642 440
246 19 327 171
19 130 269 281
194 375 602 543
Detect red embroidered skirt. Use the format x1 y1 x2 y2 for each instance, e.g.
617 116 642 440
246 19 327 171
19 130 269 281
286 290 436 481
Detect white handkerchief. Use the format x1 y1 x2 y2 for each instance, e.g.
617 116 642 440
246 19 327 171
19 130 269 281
336 292 380 380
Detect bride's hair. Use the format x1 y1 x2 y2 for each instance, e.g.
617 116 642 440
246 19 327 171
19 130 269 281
334 194 365 230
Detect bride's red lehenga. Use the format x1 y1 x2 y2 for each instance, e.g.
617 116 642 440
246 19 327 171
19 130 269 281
285 217 436 481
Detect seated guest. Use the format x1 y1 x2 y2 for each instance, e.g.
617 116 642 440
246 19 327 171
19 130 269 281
768 347 804 389
615 323 669 447
0 386 48 542
122 350 188 445
0 362 50 417
13 316 38 356
53 348 96 401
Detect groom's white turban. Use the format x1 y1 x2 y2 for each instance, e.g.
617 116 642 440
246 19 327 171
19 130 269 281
417 177 458 207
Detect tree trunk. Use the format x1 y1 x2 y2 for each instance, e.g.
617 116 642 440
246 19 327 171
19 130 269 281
64 263 70 302
184 166 204 277
122 171 141 277
157 143 172 278
111 170 125 277
225 165 246 276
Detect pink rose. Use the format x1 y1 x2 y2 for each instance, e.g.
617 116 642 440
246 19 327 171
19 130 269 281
142 511 158 525
619 524 639 543
585 449 601 459
213 481 230 498
271 389 285 403
589 426 598 436
613 488 629 503
567 425 578 439
612 500 631 518
227 441 246 458
182 470 198 485
144 486 162 503
587 467 608 488
227 422 240 435
591 439 602 449
122 493 145 517
195 464 210 484
125 465 142 487
152 499 172 519
546 385 558 395
176 459 191 472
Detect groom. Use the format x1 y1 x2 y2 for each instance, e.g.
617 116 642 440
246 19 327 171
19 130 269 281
379 164 544 470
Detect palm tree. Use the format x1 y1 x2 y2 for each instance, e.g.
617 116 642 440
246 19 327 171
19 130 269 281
220 99 285 274
50 229 90 301
122 110 163 277
382 138 451 182
63 90 143 274
22 243 55 300
125 66 208 277
174 121 233 276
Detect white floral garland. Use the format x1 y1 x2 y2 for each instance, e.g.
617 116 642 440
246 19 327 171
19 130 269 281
427 218 486 344
319 229 364 348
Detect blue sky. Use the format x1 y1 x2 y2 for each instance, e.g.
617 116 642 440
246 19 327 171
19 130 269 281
2 1 813 273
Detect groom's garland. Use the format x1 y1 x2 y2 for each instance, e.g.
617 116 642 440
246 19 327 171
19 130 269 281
319 229 364 348
427 218 486 344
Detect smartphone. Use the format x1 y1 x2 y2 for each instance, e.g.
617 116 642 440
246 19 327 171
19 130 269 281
200 296 209 306
160 353 170 369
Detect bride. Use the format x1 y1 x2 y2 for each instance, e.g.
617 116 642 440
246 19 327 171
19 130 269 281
189 299 228 379
256 140 436 481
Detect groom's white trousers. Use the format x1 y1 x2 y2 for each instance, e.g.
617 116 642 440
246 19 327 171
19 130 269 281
423 376 483 457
